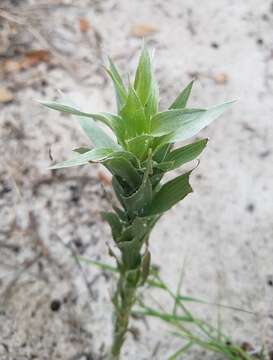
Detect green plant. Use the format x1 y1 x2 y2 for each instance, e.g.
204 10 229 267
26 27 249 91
40 45 235 359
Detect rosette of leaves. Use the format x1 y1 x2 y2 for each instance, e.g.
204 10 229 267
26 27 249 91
40 46 235 359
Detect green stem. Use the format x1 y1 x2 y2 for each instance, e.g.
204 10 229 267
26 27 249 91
110 271 138 359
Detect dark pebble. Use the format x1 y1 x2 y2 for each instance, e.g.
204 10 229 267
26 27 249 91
50 299 61 312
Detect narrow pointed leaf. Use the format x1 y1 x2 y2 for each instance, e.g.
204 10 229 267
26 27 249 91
89 112 126 145
39 100 95 118
144 171 193 215
145 76 159 119
151 109 206 137
166 100 236 143
169 80 194 109
106 58 127 111
49 148 113 169
134 45 152 106
120 86 147 137
78 117 120 149
165 139 208 170
39 99 120 150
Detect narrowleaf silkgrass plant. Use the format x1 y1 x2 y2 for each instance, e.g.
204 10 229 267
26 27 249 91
40 46 235 359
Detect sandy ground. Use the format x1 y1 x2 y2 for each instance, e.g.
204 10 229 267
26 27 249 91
1 0 273 359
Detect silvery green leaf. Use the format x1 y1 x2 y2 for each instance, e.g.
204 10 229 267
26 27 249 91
165 139 208 170
89 112 126 145
169 80 194 109
134 45 152 106
150 109 206 137
78 117 120 150
39 100 94 117
144 171 193 215
39 99 120 150
40 101 117 131
165 100 236 143
49 147 113 169
106 58 127 111
120 85 147 137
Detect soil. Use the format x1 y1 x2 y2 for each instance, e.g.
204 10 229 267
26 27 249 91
0 0 273 359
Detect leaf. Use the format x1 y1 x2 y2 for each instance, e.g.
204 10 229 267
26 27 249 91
39 100 120 149
89 112 126 144
48 147 113 169
177 295 254 314
150 108 206 137
169 80 194 109
39 100 96 118
134 45 153 106
79 257 118 273
130 24 158 38
153 161 174 171
120 85 147 138
126 134 153 160
144 171 193 215
121 174 152 215
106 58 127 111
168 343 194 360
40 101 118 131
120 154 153 215
104 156 141 190
140 250 151 285
112 176 127 209
145 75 159 119
78 117 120 149
165 139 208 170
101 211 123 242
165 100 236 143
118 217 149 243
133 308 193 323
153 143 171 162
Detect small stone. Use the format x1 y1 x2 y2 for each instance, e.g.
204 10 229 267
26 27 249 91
50 299 61 312
0 87 14 103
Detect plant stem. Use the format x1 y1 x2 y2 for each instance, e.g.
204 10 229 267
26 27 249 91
110 270 138 359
